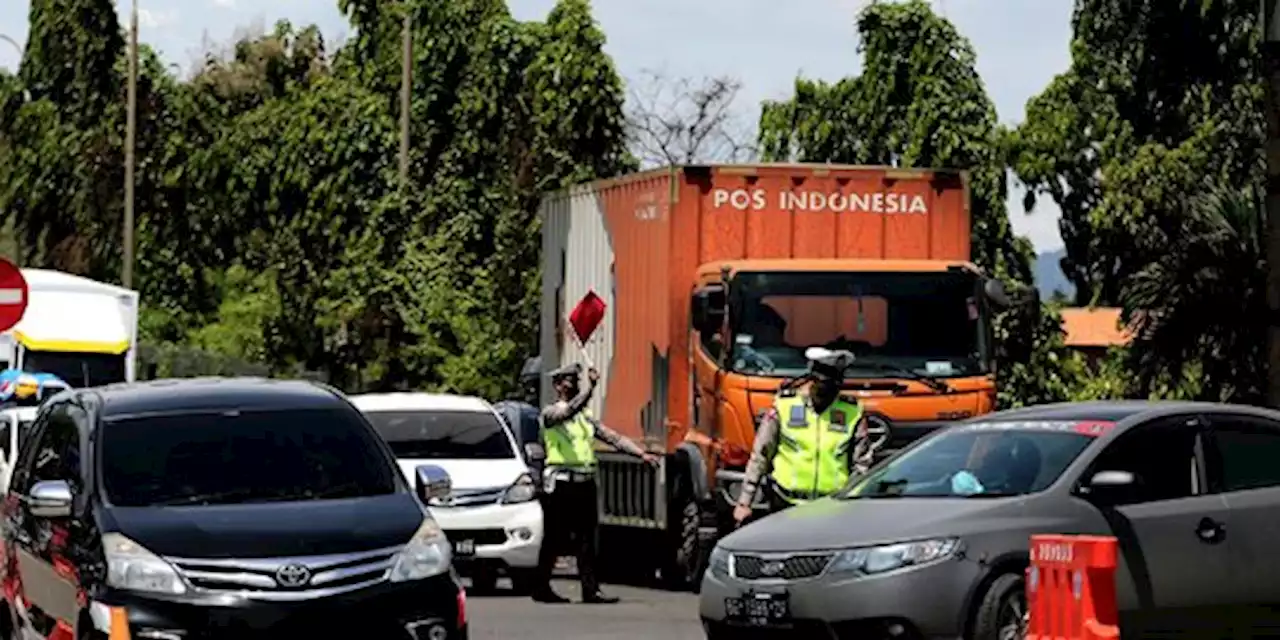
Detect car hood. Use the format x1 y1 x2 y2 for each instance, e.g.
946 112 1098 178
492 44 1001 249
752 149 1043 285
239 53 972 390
102 493 425 558
720 496 1028 553
396 457 527 492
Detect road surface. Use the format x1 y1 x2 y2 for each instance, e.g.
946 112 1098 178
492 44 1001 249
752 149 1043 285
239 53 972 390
467 579 704 639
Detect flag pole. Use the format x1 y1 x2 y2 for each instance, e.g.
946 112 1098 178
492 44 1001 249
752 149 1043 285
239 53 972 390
567 324 595 370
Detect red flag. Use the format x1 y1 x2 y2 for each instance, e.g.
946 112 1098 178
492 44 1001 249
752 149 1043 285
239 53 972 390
568 290 606 344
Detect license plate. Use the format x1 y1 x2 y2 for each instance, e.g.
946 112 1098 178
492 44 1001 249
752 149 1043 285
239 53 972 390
725 591 791 626
453 540 475 556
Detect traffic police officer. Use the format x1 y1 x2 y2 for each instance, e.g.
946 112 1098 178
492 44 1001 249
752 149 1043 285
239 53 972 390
732 348 876 525
532 362 658 604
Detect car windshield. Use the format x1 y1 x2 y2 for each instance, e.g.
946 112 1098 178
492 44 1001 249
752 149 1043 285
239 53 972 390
101 408 399 507
363 410 515 459
729 270 988 379
839 423 1099 499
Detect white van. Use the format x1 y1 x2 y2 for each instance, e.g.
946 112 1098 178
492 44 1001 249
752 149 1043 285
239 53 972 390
349 392 544 592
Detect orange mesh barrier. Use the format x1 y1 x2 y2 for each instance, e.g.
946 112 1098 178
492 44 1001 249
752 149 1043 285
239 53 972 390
1027 534 1120 640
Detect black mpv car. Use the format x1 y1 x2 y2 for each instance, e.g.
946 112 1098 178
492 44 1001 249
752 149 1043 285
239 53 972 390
0 377 466 639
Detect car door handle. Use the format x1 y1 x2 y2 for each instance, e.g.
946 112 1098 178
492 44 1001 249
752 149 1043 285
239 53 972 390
1196 517 1226 544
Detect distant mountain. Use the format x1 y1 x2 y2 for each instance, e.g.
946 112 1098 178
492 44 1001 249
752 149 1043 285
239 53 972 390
1033 248 1074 300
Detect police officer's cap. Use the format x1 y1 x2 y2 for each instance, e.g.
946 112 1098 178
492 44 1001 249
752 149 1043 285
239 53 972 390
549 362 583 381
805 347 855 380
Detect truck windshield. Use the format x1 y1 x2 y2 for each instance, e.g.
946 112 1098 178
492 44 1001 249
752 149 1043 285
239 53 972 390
23 350 125 388
730 270 987 379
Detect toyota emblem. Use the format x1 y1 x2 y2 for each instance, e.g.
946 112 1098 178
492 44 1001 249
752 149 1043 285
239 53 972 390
274 563 312 588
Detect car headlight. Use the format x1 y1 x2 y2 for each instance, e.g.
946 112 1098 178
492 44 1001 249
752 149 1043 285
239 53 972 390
501 473 536 504
828 538 959 576
390 516 452 582
708 544 730 577
103 533 187 595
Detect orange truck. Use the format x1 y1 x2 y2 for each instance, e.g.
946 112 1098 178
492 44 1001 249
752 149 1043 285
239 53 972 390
536 164 1010 589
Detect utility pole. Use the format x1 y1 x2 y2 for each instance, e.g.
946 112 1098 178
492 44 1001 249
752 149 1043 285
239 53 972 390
1265 0 1280 407
122 0 139 289
398 6 412 189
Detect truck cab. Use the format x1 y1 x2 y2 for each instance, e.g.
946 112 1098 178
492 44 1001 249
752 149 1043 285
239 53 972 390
689 259 1009 516
2 269 140 386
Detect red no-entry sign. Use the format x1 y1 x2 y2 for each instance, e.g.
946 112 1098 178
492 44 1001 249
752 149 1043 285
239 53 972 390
0 260 28 333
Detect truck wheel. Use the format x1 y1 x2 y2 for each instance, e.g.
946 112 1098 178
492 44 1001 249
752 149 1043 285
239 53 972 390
971 572 1026 640
661 466 702 591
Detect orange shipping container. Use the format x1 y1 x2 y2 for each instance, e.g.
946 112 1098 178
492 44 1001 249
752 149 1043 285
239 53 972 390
540 164 973 445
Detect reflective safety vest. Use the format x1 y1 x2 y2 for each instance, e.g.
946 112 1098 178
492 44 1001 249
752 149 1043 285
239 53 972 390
543 408 597 468
770 394 862 503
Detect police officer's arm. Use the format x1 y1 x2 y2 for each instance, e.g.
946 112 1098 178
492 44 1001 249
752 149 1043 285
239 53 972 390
539 377 596 428
584 418 647 458
735 408 781 510
849 415 874 474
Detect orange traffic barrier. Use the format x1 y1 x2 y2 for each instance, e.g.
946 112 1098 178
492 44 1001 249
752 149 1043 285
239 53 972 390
1027 534 1120 640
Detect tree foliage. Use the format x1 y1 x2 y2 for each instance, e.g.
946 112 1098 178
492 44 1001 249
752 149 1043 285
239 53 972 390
756 0 1072 407
3 0 631 396
1010 0 1263 403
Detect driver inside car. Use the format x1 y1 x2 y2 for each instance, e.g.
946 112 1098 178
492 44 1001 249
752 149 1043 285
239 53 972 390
951 436 1042 496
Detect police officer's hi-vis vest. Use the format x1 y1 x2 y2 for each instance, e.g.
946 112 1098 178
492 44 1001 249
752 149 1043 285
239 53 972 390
543 408 596 468
769 394 862 503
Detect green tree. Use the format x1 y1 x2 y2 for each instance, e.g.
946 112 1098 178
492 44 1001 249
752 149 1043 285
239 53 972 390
755 0 1068 406
1009 0 1262 401
1010 0 1261 306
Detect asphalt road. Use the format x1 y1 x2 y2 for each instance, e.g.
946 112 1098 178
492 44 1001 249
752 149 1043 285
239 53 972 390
466 579 704 640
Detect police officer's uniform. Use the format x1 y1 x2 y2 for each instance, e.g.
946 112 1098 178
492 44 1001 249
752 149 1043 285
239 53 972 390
531 363 648 604
735 349 876 520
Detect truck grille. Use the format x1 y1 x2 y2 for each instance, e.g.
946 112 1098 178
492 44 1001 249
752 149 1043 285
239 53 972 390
168 545 400 600
731 553 833 581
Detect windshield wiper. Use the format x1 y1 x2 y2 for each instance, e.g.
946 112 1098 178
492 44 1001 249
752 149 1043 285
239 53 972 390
856 361 950 392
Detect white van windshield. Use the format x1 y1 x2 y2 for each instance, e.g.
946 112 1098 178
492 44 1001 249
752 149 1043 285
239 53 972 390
364 410 515 460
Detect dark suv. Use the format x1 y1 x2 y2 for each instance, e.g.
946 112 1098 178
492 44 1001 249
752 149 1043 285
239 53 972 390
0 377 467 639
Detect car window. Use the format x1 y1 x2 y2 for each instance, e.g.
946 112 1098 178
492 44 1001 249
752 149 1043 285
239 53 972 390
30 404 82 491
100 408 399 507
1205 415 1280 492
363 409 515 460
841 423 1098 499
1085 418 1201 505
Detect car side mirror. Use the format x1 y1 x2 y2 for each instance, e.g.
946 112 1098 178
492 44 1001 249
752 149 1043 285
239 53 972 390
415 465 452 503
27 480 72 519
1079 470 1136 502
691 287 726 335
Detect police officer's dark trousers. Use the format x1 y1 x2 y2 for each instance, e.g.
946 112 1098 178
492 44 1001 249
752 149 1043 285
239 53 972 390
533 472 602 595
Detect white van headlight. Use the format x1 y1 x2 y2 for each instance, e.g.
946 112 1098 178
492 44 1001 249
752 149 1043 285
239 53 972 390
501 473 537 504
390 516 452 582
103 533 187 595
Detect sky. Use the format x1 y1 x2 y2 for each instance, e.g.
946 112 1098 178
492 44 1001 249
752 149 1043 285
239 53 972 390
0 0 1074 253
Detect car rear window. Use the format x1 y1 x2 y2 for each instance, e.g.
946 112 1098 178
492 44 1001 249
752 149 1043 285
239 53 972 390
363 410 514 460
101 408 399 507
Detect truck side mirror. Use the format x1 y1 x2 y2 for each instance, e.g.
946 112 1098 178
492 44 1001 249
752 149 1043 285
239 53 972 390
983 279 1012 309
691 287 727 334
